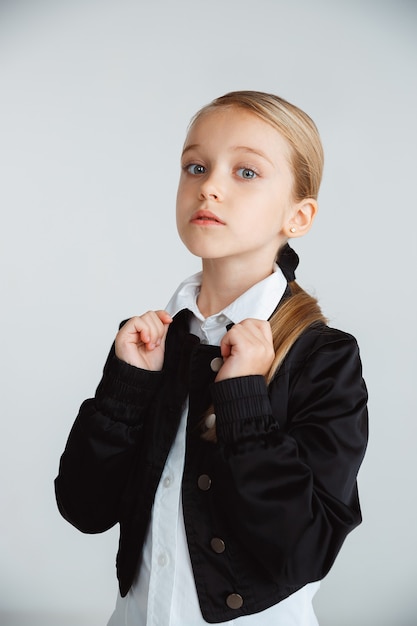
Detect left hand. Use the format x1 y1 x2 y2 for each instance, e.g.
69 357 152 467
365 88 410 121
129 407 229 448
215 319 275 382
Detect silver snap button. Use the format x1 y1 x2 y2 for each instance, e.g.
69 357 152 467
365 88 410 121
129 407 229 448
205 413 216 429
210 357 223 372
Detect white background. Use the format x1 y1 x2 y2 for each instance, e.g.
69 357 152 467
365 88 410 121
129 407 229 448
1 1 416 624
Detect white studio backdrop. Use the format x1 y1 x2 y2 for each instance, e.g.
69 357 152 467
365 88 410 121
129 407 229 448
0 1 416 624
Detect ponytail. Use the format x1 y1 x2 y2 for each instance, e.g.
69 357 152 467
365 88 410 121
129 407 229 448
266 281 327 384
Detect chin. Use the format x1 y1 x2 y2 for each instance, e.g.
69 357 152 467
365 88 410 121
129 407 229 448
178 235 221 260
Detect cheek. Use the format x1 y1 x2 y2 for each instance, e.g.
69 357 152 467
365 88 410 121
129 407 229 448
175 191 191 233
175 183 187 214
176 178 193 207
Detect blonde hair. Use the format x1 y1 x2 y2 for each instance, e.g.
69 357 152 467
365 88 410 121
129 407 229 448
190 90 324 202
193 91 327 442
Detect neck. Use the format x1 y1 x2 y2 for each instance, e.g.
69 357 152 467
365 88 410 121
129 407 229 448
197 257 276 318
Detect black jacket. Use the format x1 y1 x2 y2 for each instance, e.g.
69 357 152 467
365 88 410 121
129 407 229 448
55 308 368 623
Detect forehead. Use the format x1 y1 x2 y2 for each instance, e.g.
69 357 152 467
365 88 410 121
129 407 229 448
184 106 292 160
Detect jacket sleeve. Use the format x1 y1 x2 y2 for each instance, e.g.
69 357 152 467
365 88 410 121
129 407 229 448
55 344 163 534
210 327 368 585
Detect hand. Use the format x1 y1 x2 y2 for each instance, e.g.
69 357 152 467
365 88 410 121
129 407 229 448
115 310 173 371
215 319 275 382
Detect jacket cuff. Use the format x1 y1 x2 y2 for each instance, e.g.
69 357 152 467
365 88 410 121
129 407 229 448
211 375 278 442
95 354 162 424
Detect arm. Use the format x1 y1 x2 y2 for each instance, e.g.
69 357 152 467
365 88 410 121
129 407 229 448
211 327 368 584
55 347 163 533
55 311 172 533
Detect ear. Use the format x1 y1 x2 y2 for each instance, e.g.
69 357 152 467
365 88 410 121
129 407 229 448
284 199 318 239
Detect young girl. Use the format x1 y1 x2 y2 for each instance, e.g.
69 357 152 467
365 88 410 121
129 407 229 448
55 91 368 625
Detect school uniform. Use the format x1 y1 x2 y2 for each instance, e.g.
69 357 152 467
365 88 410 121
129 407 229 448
55 246 368 624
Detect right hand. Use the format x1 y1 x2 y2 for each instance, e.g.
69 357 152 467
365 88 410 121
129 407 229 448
115 310 173 371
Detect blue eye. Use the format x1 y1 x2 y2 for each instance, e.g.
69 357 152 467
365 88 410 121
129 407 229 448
237 168 257 179
186 164 206 175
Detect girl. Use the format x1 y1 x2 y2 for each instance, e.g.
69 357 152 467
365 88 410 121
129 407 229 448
55 91 368 625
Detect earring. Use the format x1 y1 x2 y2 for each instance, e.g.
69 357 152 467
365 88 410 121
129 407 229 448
290 227 296 233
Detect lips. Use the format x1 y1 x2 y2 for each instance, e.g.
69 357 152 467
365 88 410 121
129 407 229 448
190 210 226 225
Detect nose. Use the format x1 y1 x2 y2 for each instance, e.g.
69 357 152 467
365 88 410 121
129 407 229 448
199 189 218 201
198 172 222 201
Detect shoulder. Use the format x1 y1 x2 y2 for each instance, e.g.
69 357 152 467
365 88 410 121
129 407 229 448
270 322 367 431
278 322 364 378
301 322 359 349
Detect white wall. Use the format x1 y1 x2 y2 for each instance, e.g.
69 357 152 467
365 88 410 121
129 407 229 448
0 1 416 624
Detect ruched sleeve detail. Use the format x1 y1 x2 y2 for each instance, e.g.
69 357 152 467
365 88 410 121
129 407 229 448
96 352 163 425
211 375 279 442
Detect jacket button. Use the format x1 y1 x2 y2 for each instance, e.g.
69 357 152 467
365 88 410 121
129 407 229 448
205 413 216 429
226 593 243 609
210 537 225 553
197 474 212 491
210 357 223 372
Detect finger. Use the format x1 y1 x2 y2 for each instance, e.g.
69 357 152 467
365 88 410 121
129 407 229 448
153 310 173 346
220 325 240 356
120 313 160 348
239 317 272 334
238 319 273 345
138 312 169 350
220 337 232 359
219 321 274 369
155 310 173 325
222 322 261 350
130 314 156 345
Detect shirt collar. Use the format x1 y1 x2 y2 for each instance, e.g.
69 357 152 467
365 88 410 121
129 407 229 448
165 264 287 325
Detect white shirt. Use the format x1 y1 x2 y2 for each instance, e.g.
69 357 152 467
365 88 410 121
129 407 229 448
108 266 320 625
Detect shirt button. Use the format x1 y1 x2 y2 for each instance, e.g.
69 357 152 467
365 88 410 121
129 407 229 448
163 476 171 488
210 537 225 554
205 413 216 429
158 553 168 567
210 357 223 372
226 593 244 610
197 474 212 491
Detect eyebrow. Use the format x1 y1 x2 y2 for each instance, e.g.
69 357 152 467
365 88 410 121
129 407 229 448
181 144 274 166
181 144 199 157
231 145 274 166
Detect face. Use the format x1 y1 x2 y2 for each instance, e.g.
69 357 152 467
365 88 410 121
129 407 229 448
176 107 300 271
